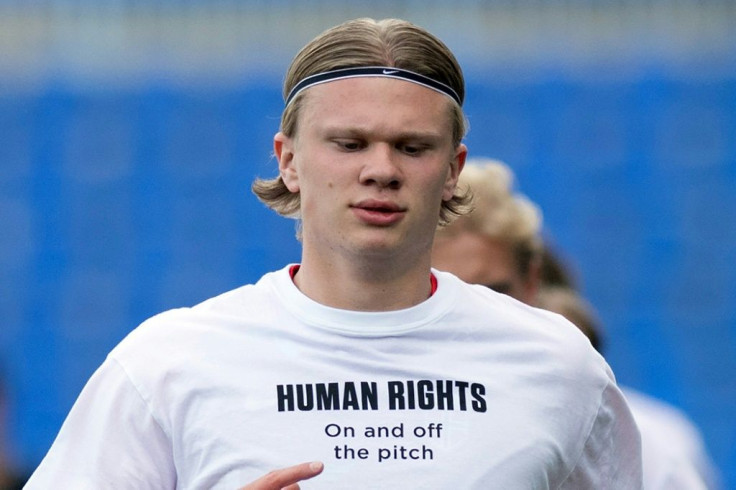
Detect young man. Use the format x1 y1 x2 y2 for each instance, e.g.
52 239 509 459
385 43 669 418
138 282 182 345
27 18 642 489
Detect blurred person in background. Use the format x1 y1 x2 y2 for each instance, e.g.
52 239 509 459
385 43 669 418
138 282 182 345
25 18 641 489
432 157 721 490
432 158 543 305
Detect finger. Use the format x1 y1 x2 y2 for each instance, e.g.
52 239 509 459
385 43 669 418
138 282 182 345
274 461 323 486
240 461 324 490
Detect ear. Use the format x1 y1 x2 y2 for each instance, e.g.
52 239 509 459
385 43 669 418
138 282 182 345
274 131 299 193
442 143 467 201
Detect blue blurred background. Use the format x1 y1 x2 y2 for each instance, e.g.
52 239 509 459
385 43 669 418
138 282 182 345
1 0 735 486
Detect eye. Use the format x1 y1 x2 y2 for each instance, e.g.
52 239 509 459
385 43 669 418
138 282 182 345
335 139 364 152
397 142 426 156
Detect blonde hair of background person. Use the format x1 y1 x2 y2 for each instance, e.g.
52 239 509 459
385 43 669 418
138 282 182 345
26 18 642 490
433 158 543 304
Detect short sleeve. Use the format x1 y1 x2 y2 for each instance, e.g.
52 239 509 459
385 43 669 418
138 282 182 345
25 358 176 490
560 380 643 489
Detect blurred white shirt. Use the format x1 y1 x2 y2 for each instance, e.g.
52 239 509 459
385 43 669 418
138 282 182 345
623 388 721 490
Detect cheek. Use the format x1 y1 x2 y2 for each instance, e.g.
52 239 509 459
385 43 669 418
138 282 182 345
300 178 337 211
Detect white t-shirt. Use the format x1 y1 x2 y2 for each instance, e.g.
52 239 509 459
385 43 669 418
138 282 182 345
623 388 721 490
26 267 642 489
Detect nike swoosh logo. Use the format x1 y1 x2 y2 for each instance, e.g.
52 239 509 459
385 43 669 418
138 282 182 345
382 69 399 75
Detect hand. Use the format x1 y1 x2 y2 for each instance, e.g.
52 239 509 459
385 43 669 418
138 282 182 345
239 461 324 490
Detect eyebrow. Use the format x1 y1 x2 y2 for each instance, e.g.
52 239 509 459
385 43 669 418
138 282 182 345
321 126 446 142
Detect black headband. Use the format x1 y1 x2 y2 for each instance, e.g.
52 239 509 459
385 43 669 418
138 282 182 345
284 66 462 107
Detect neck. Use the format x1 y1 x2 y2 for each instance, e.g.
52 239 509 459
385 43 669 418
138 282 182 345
295 248 433 312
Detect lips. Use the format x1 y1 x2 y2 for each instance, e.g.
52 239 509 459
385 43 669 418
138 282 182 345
351 199 406 226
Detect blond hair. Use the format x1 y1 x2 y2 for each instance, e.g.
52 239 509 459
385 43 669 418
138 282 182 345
252 18 471 226
439 158 543 275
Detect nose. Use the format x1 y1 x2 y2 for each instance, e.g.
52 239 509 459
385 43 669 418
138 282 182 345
359 144 402 190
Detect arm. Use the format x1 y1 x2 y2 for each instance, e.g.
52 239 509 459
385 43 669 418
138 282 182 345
239 462 324 490
560 381 643 489
25 359 176 489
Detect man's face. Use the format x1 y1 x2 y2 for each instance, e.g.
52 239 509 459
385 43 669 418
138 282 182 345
275 77 466 262
432 230 538 305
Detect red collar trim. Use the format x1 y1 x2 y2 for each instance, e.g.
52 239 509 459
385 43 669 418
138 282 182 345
429 272 438 296
289 264 300 280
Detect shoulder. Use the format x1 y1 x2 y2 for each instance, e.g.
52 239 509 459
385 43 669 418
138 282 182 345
437 269 606 375
108 269 289 370
435 271 616 420
122 268 286 341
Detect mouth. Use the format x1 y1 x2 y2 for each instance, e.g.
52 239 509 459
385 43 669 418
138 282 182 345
351 200 406 226
354 200 402 212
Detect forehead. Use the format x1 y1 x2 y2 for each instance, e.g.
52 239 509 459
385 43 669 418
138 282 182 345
297 77 455 136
